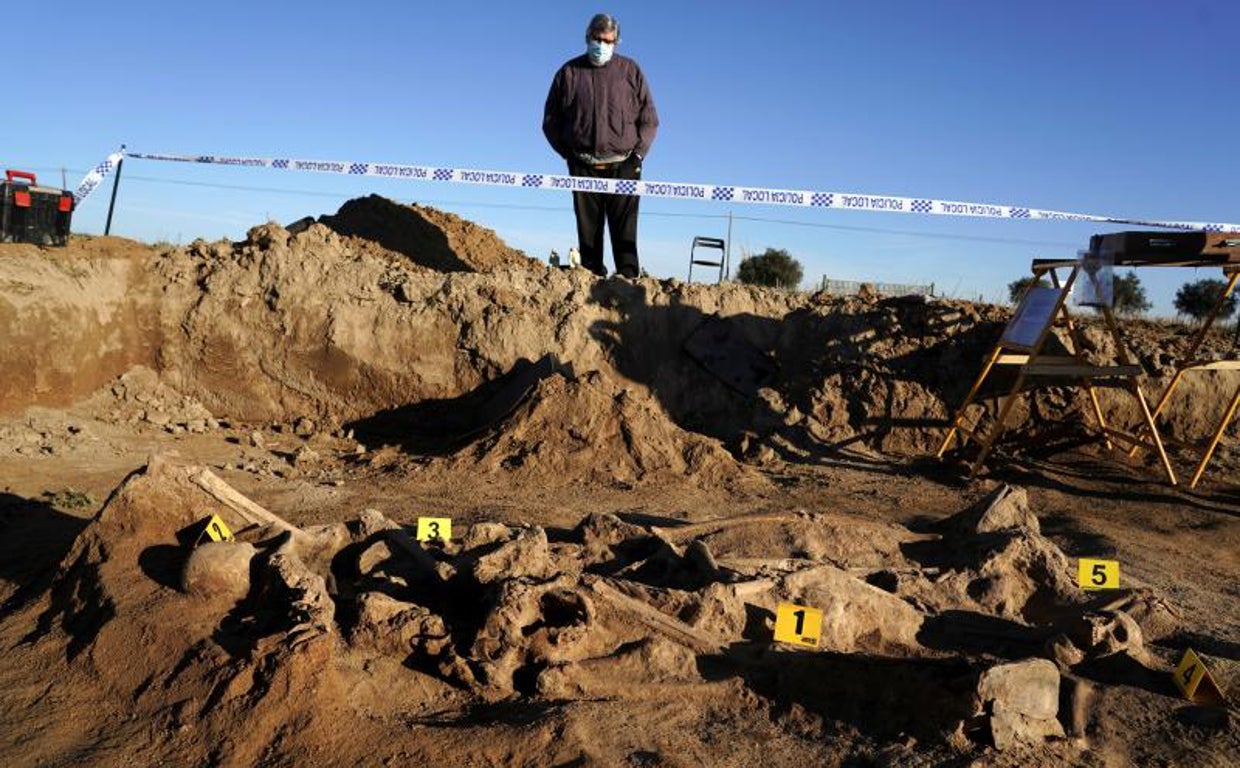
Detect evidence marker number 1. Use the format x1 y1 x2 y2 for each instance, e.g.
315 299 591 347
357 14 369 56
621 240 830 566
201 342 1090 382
416 517 452 543
1077 558 1119 591
773 602 823 649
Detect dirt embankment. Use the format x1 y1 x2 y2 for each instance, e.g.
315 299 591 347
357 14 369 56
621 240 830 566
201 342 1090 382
2 194 1237 470
0 236 162 413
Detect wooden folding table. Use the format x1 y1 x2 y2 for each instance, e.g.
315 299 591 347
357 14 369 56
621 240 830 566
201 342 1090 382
938 231 1240 484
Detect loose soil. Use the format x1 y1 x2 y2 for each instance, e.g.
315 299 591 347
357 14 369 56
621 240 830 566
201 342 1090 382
0 196 1236 767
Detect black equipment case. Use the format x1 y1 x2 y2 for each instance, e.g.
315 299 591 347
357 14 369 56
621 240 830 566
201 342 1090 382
1 170 75 246
1089 230 1240 265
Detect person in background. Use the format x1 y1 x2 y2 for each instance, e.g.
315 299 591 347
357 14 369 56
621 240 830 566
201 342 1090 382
542 12 659 279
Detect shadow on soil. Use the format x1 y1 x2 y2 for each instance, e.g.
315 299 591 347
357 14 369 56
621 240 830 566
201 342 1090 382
0 492 90 618
584 279 1005 465
318 194 474 273
1157 631 1240 662
347 356 571 455
697 643 981 743
988 451 1240 517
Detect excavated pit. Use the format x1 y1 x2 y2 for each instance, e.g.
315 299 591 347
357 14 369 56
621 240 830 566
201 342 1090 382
2 196 1237 766
10 456 1184 763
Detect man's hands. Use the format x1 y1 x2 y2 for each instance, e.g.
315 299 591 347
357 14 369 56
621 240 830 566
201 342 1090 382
622 151 643 175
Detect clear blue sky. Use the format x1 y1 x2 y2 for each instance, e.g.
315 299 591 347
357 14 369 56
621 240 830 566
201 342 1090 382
7 1 1238 314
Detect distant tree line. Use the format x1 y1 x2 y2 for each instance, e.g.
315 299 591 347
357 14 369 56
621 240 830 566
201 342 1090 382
1173 279 1237 321
736 250 1236 319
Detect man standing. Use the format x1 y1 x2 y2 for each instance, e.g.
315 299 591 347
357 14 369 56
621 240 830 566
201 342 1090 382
543 13 659 279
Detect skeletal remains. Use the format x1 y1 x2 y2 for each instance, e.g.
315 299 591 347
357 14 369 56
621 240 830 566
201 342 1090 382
167 463 1174 750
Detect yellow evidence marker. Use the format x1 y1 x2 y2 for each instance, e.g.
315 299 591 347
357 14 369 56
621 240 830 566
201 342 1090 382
1077 558 1119 591
176 514 234 548
416 517 452 543
203 514 234 542
1173 649 1226 704
773 602 823 648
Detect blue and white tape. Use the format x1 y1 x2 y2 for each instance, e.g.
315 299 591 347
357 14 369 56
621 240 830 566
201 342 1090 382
73 147 125 204
82 148 1237 233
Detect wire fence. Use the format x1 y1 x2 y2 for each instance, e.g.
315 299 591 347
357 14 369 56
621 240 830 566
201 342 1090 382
817 277 935 297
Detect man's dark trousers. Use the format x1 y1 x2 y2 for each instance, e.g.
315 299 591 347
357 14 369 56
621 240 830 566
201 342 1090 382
569 160 641 277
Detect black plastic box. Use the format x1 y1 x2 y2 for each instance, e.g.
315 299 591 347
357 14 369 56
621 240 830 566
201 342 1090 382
1089 230 1240 266
1 170 74 247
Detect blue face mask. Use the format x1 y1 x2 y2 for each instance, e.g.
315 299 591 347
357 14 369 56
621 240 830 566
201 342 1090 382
587 39 614 66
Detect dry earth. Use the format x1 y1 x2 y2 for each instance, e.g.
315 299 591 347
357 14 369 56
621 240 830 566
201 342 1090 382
0 197 1236 767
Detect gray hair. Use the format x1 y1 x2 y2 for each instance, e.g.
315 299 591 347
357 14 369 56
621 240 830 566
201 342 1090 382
586 13 619 40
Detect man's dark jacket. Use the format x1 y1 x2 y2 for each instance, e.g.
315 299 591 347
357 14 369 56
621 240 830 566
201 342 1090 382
542 54 659 161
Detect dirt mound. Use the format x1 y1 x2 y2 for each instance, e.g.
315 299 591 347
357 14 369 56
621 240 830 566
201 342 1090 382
318 195 536 273
443 370 748 488
14 456 353 765
83 365 220 433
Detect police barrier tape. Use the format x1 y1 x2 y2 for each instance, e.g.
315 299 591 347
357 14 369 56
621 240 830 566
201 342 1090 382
75 147 1240 233
73 148 126 205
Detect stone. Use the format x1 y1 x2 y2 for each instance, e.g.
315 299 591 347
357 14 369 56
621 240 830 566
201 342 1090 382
471 527 557 585
990 710 1065 750
182 541 257 603
357 508 399 538
461 522 515 550
293 445 320 467
577 512 647 545
349 592 451 656
395 281 418 304
977 658 1061 720
357 539 398 576
940 484 1038 536
354 510 442 586
779 565 925 653
354 590 411 625
947 528 1080 622
976 658 1064 750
